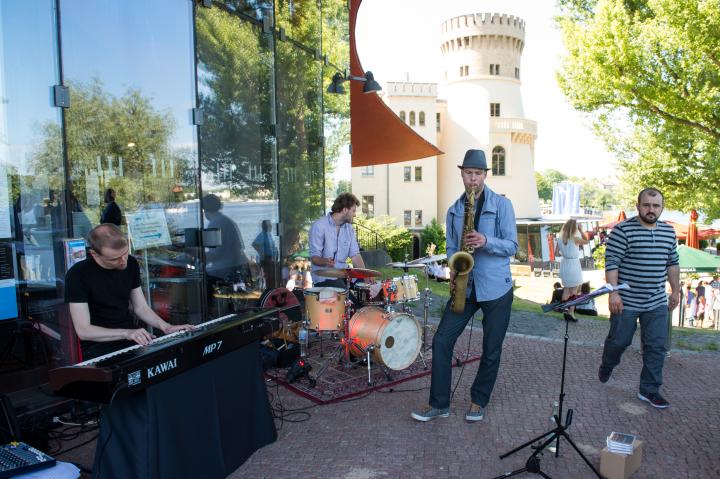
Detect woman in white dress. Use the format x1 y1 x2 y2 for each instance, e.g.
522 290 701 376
557 219 590 316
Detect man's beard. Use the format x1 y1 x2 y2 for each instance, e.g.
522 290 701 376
639 212 658 224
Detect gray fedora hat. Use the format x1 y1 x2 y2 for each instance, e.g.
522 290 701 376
457 149 489 170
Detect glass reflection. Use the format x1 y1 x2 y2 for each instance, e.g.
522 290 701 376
0 0 72 371
196 6 279 314
59 0 202 324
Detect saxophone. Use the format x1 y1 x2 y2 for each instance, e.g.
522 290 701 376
448 187 476 313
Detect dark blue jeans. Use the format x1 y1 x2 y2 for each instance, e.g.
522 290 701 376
601 305 668 395
429 287 513 409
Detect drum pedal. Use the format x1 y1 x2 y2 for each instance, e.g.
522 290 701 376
286 359 312 384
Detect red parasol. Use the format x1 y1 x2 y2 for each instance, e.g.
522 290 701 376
686 210 699 249
548 234 556 262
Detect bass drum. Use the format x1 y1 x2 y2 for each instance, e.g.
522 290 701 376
348 307 421 371
258 287 303 341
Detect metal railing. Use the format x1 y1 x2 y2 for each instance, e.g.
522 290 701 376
354 223 387 251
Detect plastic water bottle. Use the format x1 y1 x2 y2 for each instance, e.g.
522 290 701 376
298 325 308 358
547 401 559 453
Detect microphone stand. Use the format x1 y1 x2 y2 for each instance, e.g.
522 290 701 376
493 312 601 479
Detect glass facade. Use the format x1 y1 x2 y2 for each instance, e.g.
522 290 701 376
0 0 348 386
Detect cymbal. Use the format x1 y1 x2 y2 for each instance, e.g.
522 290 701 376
315 267 382 279
408 253 447 265
386 262 427 269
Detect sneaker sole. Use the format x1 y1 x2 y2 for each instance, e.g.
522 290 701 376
411 412 449 422
637 393 669 409
465 414 484 422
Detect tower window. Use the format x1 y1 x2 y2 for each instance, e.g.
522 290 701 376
415 166 422 182
515 67 520 79
419 111 425 126
403 166 411 182
436 112 441 132
459 65 469 77
492 146 506 176
404 210 412 226
415 210 423 226
409 111 416 126
490 64 500 75
490 103 501 117
360 166 374 176
399 110 406 123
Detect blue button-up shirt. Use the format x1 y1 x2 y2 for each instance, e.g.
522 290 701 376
309 213 360 283
446 185 518 302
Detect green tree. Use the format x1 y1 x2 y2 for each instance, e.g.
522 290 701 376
32 79 188 223
535 169 568 201
335 179 350 195
420 218 446 254
556 0 720 219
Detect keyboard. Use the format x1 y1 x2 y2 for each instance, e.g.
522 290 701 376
0 442 55 479
49 310 280 403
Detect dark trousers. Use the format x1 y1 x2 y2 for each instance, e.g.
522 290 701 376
601 305 668 395
429 287 513 409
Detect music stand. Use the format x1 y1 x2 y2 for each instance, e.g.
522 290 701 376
493 312 602 479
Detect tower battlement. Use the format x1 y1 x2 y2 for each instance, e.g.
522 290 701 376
441 13 525 40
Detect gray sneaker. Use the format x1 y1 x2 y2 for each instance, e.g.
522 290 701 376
411 405 450 422
465 403 485 422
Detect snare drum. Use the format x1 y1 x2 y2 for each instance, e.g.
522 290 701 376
348 306 421 370
393 275 419 302
304 287 347 331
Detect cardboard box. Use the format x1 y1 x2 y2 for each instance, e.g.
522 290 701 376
600 440 644 479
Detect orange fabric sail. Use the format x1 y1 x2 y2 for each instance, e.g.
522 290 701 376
349 0 443 167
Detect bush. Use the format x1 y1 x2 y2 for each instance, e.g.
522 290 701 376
592 244 606 270
420 218 446 255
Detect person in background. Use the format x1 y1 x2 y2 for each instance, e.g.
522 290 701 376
574 282 598 316
696 294 706 328
685 284 696 327
252 219 278 288
556 219 590 317
100 188 122 226
549 281 564 305
712 288 720 330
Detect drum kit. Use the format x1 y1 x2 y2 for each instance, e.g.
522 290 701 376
261 254 447 386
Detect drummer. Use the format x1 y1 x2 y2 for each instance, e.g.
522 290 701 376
309 193 367 288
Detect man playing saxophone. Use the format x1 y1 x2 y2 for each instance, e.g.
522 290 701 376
411 149 518 423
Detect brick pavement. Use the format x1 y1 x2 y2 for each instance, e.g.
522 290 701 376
231 314 720 479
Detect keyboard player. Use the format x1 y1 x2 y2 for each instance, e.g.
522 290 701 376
65 224 193 361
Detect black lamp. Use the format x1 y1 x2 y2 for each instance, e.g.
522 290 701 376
327 70 382 94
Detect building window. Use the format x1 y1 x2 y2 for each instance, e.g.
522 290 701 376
362 195 375 217
415 166 422 181
490 102 501 117
459 65 469 77
404 210 412 226
409 111 415 126
403 166 411 181
492 146 506 176
415 210 423 226
360 166 374 176
489 64 500 75
515 67 520 79
419 111 425 126
399 110 406 123
436 112 441 131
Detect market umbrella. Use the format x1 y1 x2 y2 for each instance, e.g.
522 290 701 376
548 233 555 262
677 245 720 273
617 210 627 221
686 209 699 249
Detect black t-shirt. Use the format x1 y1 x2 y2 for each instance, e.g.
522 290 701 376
65 255 141 358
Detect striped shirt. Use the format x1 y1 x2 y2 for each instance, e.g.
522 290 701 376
605 217 679 311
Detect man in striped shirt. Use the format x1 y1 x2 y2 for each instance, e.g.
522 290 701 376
598 188 680 408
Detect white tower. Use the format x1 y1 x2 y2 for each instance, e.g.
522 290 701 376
437 13 540 220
